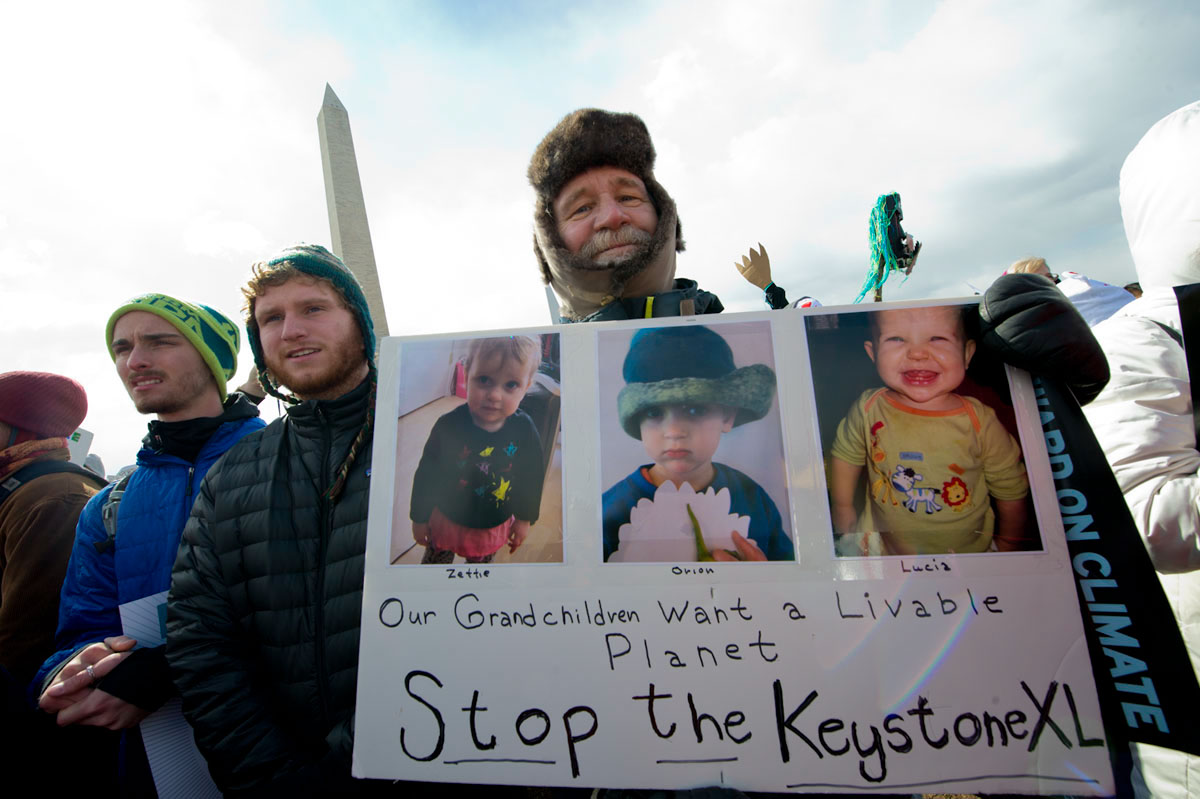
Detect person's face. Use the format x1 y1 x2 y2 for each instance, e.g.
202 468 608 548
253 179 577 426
864 307 976 410
254 277 368 401
111 311 221 421
465 353 534 432
554 167 659 262
639 403 735 485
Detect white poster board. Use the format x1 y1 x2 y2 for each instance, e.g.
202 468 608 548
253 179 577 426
354 305 1113 795
66 427 93 465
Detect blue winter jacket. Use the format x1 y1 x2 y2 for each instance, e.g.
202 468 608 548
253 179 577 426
34 406 264 689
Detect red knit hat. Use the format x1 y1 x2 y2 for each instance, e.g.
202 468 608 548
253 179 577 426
0 371 88 439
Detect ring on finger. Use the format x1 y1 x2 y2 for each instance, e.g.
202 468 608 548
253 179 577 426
85 664 96 681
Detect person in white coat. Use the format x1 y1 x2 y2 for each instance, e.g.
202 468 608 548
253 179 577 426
1007 257 1133 326
1083 99 1200 798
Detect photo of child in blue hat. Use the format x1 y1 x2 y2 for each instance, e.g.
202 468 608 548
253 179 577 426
601 323 795 562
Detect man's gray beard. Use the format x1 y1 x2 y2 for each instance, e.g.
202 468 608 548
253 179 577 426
560 239 654 289
560 226 667 295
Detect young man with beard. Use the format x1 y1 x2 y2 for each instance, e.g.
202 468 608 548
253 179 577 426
34 294 263 792
530 108 724 322
166 244 385 796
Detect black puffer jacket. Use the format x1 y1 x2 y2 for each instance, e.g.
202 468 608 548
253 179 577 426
577 278 723 322
975 272 1110 405
166 380 373 795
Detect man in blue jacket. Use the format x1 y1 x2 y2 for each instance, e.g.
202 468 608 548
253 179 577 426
34 294 263 782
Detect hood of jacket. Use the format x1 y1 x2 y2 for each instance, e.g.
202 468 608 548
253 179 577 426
1120 100 1200 290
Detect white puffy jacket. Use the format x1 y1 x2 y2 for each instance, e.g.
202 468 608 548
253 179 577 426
1083 100 1200 798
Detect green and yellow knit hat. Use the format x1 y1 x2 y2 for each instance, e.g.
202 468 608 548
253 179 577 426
105 293 240 401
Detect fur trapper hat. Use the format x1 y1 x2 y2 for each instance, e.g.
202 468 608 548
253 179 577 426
106 294 240 402
529 109 685 317
0 371 88 440
617 326 776 439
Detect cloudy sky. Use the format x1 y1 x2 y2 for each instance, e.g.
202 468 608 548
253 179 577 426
2 0 1197 470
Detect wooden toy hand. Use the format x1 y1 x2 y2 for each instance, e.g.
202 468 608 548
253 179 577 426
734 244 772 289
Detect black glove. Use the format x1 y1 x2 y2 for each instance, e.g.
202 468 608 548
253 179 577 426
764 283 789 310
96 646 174 712
975 273 1110 405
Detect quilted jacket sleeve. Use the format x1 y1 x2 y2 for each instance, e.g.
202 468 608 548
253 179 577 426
166 474 306 792
977 273 1110 405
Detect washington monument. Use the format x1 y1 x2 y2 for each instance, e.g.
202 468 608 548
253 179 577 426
317 83 389 336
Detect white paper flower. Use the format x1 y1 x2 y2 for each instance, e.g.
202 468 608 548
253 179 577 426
609 482 751 563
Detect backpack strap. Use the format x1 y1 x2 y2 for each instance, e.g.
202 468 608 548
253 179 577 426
95 470 136 554
1149 318 1184 348
1147 314 1198 446
0 460 106 507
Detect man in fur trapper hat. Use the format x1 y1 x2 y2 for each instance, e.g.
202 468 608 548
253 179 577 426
530 108 724 322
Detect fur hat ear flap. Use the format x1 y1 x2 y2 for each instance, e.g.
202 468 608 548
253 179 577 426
639 173 685 254
533 233 553 285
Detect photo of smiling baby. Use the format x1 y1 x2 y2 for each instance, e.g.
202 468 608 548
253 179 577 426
598 321 795 563
812 304 1034 557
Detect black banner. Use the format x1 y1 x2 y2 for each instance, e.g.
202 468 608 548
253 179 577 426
1034 376 1200 760
1173 282 1200 443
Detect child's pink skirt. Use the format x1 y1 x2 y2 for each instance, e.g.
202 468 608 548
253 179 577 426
428 507 514 559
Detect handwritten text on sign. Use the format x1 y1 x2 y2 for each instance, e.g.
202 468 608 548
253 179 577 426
359 582 1108 794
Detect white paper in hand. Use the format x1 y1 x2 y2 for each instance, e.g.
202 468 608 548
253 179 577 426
609 481 749 562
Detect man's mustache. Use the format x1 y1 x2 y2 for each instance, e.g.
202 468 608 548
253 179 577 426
579 226 652 261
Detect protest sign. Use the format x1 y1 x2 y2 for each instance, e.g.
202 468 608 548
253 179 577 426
354 305 1114 794
66 427 93 465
